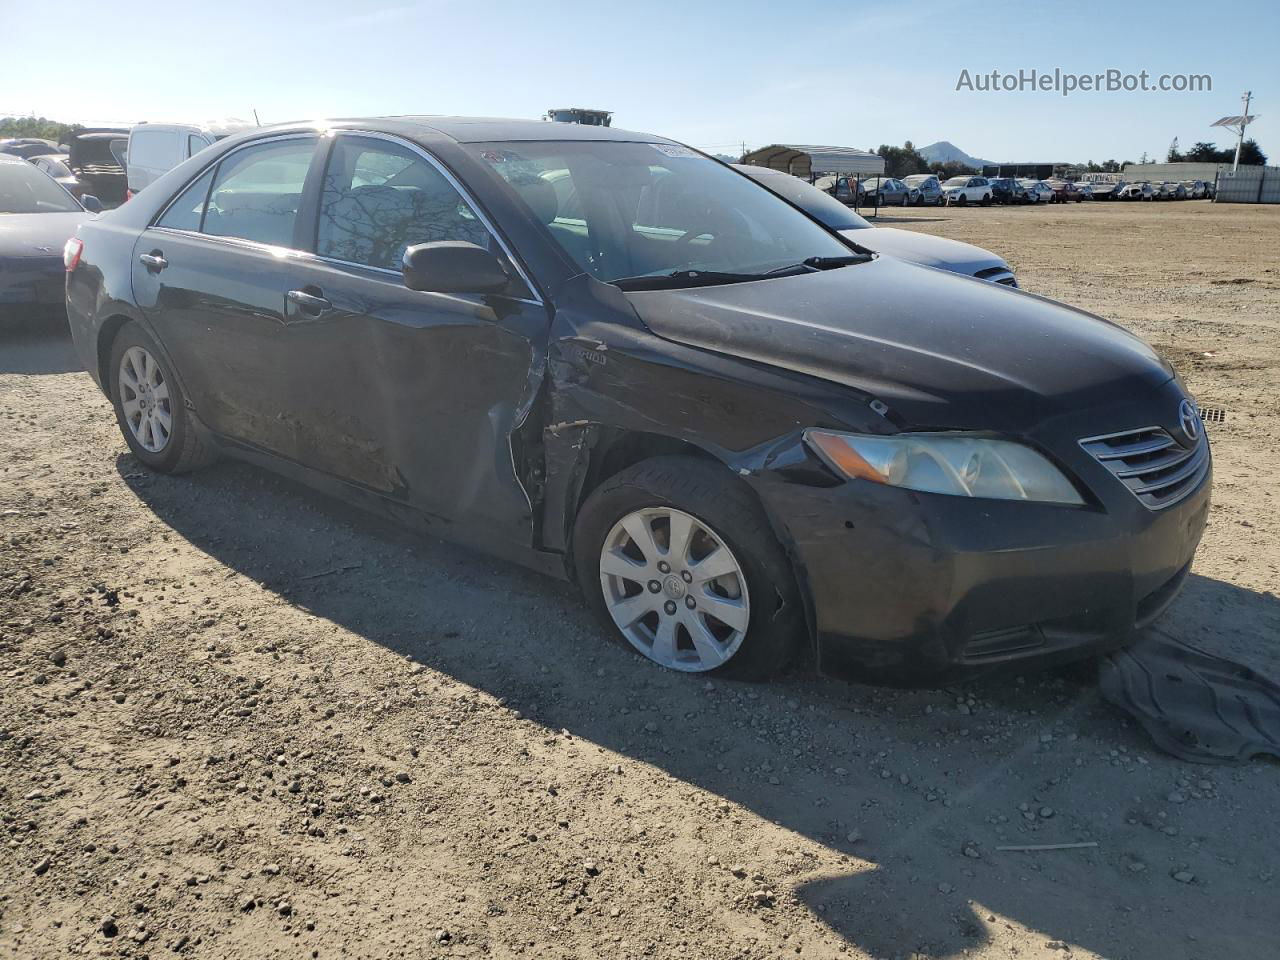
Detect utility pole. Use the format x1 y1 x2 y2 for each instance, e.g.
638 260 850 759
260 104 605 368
1232 91 1252 170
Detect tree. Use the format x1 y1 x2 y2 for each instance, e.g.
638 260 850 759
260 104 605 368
1239 139 1268 165
874 141 929 179
0 115 82 143
933 160 979 179
1185 141 1223 162
1167 138 1182 162
1181 139 1267 165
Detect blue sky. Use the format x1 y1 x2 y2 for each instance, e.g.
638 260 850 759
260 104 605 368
1 0 1274 164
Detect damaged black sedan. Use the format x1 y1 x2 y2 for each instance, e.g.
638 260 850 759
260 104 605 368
65 118 1211 683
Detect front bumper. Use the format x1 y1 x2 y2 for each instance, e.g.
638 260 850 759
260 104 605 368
750 424 1212 685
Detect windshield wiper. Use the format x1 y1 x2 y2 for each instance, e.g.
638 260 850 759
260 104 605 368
611 269 764 291
759 253 875 279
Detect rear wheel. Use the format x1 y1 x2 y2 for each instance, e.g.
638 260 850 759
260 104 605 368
108 322 215 474
573 456 803 680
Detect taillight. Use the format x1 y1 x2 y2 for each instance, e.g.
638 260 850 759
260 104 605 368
64 237 84 272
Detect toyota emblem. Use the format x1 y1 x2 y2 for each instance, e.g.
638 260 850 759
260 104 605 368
1178 398 1200 442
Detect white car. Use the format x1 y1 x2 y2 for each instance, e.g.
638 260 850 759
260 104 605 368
737 166 1017 286
1017 179 1055 204
126 120 254 197
940 175 993 206
1118 181 1155 201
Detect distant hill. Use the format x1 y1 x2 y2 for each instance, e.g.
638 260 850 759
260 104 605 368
918 141 993 170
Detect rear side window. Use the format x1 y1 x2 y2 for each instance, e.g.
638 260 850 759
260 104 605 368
203 138 316 248
187 135 208 158
129 130 177 169
156 168 216 232
316 136 492 271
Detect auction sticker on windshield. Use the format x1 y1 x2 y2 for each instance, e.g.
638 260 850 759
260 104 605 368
650 144 700 158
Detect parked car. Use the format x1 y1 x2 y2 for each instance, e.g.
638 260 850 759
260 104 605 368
1018 179 1055 204
901 174 943 205
1089 180 1126 201
64 129 129 207
1 138 66 160
66 118 1210 685
860 177 912 207
1046 180 1084 203
1155 181 1186 200
940 175 993 205
985 177 1020 204
29 154 86 199
1072 182 1096 200
126 121 254 198
1182 180 1209 199
1118 181 1155 201
737 165 1017 285
0 153 98 321
815 174 865 206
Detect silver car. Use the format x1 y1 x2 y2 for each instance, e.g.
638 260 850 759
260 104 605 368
737 166 1017 286
902 173 944 205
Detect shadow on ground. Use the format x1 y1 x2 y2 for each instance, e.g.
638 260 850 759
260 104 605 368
104 446 1280 959
0 317 81 375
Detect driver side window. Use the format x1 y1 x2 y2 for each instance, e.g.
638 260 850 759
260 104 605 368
316 136 494 272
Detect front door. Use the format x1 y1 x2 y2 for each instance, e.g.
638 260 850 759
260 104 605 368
277 133 548 544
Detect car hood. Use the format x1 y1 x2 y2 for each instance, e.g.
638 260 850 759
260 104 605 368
0 212 87 257
842 227 1008 275
624 255 1174 433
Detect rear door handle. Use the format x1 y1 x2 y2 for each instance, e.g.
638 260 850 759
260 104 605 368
285 288 331 315
139 252 167 271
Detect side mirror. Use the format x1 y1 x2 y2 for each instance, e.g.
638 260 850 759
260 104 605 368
402 241 509 295
81 194 103 213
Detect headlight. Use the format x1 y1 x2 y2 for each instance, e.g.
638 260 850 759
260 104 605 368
805 430 1084 505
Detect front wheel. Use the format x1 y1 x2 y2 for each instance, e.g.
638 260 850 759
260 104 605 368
108 321 215 473
573 457 803 679
956 194 968 206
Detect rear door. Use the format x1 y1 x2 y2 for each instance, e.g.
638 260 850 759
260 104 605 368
264 132 549 544
131 134 323 449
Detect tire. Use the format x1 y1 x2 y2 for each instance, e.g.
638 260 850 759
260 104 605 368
956 194 967 206
573 456 804 680
108 321 215 474
980 193 992 206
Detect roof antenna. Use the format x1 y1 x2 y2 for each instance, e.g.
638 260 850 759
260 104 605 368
253 109 261 126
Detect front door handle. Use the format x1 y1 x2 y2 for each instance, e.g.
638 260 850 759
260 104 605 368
139 252 167 271
285 288 331 315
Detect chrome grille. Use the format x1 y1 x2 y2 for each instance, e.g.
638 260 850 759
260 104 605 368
1079 426 1208 510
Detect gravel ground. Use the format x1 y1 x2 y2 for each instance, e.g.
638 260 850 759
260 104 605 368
1 200 1278 960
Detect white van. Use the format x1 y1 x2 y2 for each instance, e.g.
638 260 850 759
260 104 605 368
126 121 253 197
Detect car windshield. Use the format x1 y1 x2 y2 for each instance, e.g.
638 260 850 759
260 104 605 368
468 141 856 288
740 169 872 231
903 176 930 185
0 160 80 214
942 177 969 187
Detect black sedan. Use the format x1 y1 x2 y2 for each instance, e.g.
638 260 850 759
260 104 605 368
65 118 1210 684
1 153 98 321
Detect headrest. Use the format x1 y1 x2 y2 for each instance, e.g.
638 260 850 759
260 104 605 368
512 176 559 224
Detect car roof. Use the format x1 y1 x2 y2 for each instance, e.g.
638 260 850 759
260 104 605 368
130 120 256 137
247 116 672 145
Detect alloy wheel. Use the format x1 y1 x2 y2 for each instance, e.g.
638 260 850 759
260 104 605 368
118 345 172 453
599 507 750 672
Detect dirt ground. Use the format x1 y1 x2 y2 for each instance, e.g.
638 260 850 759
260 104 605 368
2 200 1278 960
